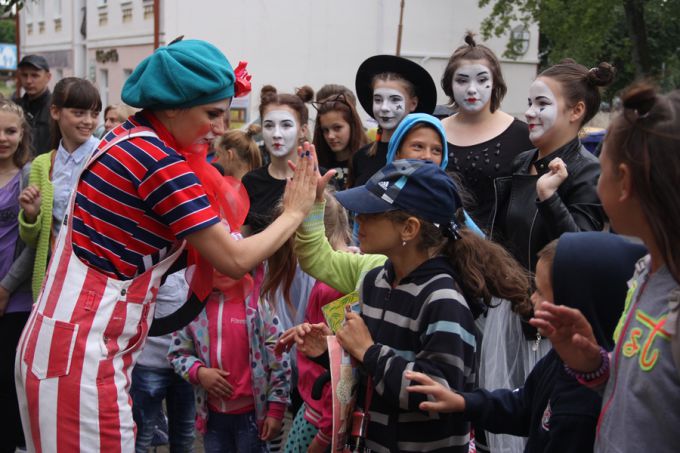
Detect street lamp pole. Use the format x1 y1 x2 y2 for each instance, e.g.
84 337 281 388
396 0 405 56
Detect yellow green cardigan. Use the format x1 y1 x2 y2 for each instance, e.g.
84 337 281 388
18 151 54 300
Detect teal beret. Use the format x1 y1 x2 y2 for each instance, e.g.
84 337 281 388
122 39 235 110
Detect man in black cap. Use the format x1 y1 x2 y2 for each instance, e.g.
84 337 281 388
17 55 52 156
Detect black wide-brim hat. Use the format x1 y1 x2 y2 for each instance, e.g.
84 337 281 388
355 55 437 119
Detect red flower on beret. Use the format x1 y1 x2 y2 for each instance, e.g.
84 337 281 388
234 61 252 98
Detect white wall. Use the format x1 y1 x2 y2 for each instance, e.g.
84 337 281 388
20 0 539 119
163 0 539 119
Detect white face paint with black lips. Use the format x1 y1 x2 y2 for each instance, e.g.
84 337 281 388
372 87 408 131
525 79 558 142
452 63 493 113
262 109 299 158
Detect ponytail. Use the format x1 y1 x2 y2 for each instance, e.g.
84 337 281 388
445 229 532 316
388 210 531 315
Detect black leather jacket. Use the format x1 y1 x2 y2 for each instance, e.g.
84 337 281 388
490 138 606 272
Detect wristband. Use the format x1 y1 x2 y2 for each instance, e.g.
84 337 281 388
563 346 610 382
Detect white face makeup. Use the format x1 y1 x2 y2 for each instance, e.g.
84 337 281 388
372 87 408 131
452 63 493 113
525 79 558 142
262 109 299 158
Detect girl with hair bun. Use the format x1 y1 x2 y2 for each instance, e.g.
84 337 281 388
242 85 314 233
213 123 263 180
441 32 535 231
531 82 680 453
480 60 613 452
492 59 614 273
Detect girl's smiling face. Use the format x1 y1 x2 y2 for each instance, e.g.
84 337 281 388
525 78 560 145
396 126 443 165
51 106 99 151
0 111 23 162
372 79 416 131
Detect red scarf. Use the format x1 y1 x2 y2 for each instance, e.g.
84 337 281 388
144 111 252 302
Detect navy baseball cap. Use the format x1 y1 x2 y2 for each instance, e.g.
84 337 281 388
335 159 461 224
18 55 49 71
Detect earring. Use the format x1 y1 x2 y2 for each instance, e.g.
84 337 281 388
402 240 407 247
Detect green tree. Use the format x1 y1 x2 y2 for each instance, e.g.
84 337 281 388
0 18 15 43
479 0 680 92
0 1 26 16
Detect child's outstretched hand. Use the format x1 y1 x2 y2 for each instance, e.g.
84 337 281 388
276 322 331 357
19 185 42 223
536 157 568 201
197 367 234 398
530 301 602 373
405 370 465 413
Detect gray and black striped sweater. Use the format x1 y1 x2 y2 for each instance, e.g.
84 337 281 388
359 256 476 453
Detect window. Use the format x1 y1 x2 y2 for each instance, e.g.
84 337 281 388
99 11 108 26
55 0 62 17
122 5 133 23
143 3 154 20
510 25 531 56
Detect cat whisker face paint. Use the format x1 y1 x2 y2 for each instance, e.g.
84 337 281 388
525 79 559 142
262 108 300 158
372 87 408 131
452 63 493 113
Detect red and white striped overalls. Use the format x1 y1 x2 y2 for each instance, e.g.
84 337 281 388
15 130 186 452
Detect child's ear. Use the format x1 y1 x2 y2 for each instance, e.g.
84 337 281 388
49 105 61 121
618 162 633 202
299 123 309 141
569 100 586 124
407 96 419 113
401 216 422 242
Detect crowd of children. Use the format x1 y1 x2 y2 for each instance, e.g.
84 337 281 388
0 30 678 453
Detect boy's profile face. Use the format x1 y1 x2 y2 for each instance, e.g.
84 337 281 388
531 257 554 311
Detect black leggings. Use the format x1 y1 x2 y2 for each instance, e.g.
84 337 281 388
0 311 30 453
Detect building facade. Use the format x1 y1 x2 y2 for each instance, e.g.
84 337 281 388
19 0 539 122
19 0 157 109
